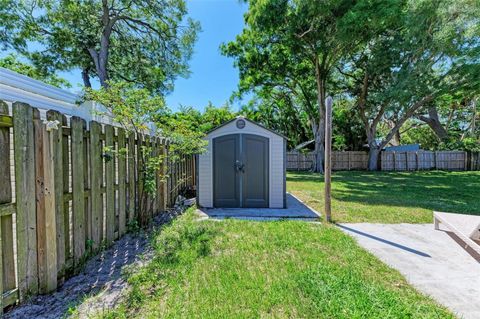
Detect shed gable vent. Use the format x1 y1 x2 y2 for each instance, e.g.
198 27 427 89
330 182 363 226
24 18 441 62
236 119 246 129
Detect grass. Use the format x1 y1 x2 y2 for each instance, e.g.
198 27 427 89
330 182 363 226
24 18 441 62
90 208 453 319
287 170 480 223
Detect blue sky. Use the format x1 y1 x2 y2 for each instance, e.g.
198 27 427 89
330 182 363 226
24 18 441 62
166 0 248 111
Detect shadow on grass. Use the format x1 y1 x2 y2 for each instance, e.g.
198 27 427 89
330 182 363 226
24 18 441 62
287 171 480 216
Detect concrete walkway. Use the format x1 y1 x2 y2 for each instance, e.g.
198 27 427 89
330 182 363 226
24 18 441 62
197 193 321 221
339 223 480 319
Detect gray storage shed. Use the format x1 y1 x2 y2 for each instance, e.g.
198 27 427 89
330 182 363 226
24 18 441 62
198 117 286 208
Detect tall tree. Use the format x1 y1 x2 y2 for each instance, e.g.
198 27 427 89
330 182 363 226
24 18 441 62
339 0 480 169
223 0 400 172
1 0 199 93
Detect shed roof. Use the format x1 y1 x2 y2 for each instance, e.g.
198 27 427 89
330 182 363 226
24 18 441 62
206 116 288 140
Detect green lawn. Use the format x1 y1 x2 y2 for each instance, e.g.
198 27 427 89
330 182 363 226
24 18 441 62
288 171 480 223
91 209 452 319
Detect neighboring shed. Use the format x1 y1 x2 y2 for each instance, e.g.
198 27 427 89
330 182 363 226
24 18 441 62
384 144 420 152
198 117 287 208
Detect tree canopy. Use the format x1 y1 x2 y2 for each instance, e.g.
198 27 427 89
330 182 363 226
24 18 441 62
224 0 480 170
222 0 406 171
1 0 200 93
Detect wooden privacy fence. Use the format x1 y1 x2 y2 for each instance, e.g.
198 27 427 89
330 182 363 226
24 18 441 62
380 151 468 171
0 101 195 312
287 151 368 171
287 151 479 171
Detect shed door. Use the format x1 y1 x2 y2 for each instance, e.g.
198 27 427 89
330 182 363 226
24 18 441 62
213 134 240 207
213 134 269 208
242 134 269 208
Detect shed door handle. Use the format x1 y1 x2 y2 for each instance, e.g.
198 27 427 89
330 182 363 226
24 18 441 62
235 160 245 173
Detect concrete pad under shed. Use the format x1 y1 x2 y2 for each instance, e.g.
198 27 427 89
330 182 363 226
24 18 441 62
197 193 320 221
339 223 480 319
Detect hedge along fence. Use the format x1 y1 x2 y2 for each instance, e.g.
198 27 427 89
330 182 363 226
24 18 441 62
0 100 195 312
287 150 479 171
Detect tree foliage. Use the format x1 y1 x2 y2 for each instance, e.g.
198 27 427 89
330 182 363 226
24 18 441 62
224 0 479 171
1 0 200 93
339 0 480 169
222 0 406 171
0 54 71 88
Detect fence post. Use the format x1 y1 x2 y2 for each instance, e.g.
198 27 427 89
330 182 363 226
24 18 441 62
13 102 38 298
393 151 396 171
34 113 57 294
434 151 439 169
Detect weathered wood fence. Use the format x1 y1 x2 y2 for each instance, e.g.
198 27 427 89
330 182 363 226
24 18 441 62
0 101 195 312
287 151 368 171
287 151 479 171
380 151 470 171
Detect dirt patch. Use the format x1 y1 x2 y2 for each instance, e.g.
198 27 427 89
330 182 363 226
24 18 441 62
5 209 183 319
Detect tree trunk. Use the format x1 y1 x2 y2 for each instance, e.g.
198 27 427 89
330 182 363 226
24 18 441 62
368 146 380 171
312 122 325 173
87 47 108 88
82 69 92 88
387 120 401 146
419 106 449 141
365 125 380 171
97 36 109 87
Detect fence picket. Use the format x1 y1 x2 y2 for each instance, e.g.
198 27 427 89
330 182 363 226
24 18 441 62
159 140 167 212
137 133 145 217
46 110 67 282
34 114 57 293
62 116 71 269
127 132 136 222
89 121 103 249
104 125 115 243
117 128 127 236
13 102 38 298
71 117 86 265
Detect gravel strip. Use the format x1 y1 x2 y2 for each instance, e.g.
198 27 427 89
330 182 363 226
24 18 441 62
5 209 183 319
